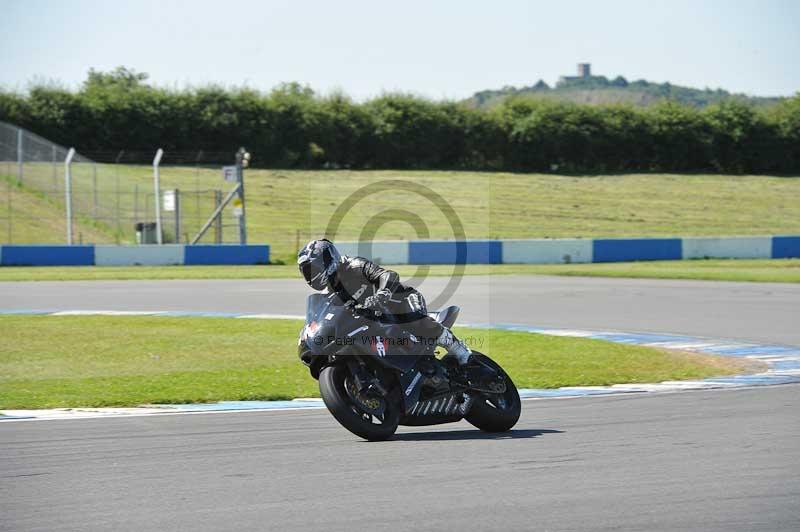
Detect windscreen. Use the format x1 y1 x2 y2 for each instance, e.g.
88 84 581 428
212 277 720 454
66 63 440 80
305 293 332 325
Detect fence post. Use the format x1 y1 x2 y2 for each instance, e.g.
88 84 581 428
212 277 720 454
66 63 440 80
115 167 120 240
52 145 57 195
114 151 123 241
214 189 222 244
65 148 76 245
234 147 249 245
174 188 181 244
134 183 139 226
92 163 98 217
17 128 23 183
153 148 164 245
6 179 12 243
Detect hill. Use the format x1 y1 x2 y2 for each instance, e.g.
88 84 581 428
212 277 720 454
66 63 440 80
0 175 115 245
467 70 786 109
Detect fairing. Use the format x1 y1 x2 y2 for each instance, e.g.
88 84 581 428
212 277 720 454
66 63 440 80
298 294 434 375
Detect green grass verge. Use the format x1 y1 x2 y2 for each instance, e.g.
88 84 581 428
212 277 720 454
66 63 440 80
0 315 756 409
0 259 798 283
502 258 800 283
3 167 800 261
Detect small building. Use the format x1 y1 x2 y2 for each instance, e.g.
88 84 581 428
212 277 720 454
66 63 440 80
559 63 593 84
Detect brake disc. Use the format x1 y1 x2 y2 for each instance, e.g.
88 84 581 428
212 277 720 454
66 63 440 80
486 379 507 394
345 376 386 416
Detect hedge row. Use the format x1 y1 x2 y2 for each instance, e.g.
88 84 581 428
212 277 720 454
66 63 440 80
1 69 798 173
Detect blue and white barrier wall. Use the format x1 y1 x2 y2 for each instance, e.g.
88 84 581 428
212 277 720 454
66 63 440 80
1 236 798 266
0 244 269 266
334 235 800 265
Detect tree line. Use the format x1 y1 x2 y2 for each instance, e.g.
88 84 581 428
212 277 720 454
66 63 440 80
1 68 798 173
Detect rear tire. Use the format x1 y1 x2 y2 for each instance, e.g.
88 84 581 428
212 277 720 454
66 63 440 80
319 365 399 441
464 354 521 432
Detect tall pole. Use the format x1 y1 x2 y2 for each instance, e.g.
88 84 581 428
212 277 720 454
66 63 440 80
52 145 57 194
153 148 164 245
235 147 249 245
6 179 12 243
92 163 98 217
65 148 76 245
134 183 139 226
174 188 181 244
115 150 123 241
17 128 23 184
214 189 222 244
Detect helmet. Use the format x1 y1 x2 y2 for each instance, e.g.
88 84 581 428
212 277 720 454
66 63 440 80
297 239 341 291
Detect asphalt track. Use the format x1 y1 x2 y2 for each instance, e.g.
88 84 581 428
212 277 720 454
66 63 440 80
1 275 799 345
2 386 798 532
2 275 799 531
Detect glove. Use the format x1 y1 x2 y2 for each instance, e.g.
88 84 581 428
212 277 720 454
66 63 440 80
363 289 391 310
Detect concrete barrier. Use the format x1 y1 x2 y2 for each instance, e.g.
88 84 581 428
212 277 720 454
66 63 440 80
772 236 800 259
95 245 185 266
0 245 95 266
502 239 593 264
2 237 798 266
335 241 409 265
408 240 502 264
184 245 270 265
682 236 772 259
0 244 269 266
593 238 682 263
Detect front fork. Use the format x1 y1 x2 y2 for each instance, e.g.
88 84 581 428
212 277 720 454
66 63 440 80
345 356 389 397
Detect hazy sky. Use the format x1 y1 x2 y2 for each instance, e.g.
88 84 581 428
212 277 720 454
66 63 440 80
1 0 798 99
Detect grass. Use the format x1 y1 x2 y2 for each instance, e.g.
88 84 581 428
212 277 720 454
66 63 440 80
0 174 111 244
3 165 800 261
515 259 800 283
0 259 798 283
0 315 758 410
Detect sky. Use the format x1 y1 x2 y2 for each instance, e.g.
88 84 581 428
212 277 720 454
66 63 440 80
1 0 798 100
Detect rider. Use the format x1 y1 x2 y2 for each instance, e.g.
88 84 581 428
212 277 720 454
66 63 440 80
297 238 474 365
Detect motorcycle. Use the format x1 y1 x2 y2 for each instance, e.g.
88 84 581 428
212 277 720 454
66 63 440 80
298 293 521 441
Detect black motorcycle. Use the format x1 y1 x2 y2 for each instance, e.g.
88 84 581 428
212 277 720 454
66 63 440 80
298 293 521 441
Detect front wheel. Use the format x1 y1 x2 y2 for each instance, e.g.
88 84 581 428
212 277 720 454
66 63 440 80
464 354 521 432
319 364 400 441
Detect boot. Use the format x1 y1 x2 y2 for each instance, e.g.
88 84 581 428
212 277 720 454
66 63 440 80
436 327 471 364
437 328 498 388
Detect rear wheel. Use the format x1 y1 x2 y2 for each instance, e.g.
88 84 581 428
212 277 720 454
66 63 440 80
464 354 521 432
319 364 399 441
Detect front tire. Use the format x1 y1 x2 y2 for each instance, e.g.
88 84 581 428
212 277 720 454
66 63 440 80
319 364 399 441
464 354 521 432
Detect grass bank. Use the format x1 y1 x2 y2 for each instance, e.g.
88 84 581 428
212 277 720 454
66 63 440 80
0 315 757 409
1 174 111 244
1 259 798 283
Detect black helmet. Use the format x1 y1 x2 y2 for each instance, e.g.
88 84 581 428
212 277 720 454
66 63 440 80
297 239 341 291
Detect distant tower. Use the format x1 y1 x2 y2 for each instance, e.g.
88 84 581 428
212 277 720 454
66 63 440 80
577 63 591 78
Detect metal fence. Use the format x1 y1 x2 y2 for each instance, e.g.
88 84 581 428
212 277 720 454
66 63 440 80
0 121 242 245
